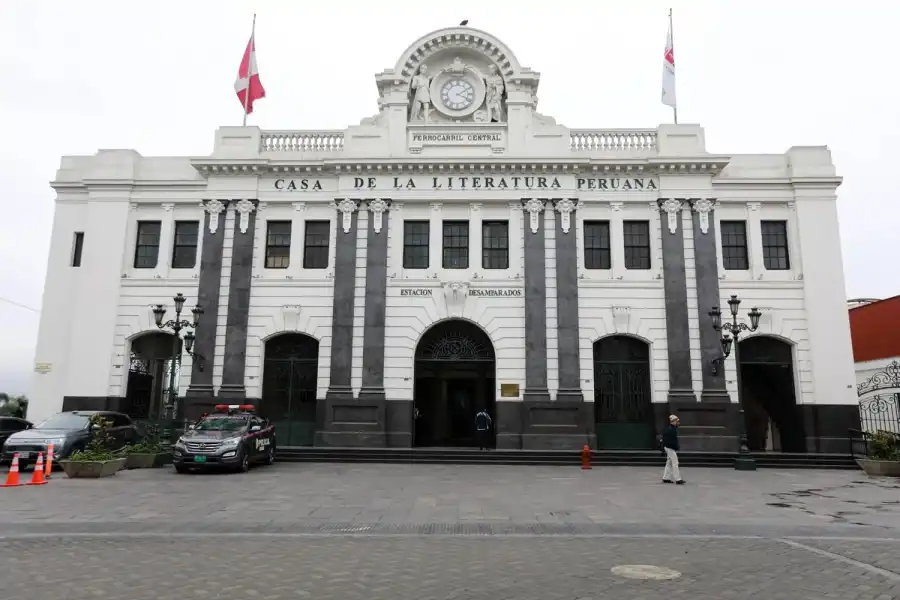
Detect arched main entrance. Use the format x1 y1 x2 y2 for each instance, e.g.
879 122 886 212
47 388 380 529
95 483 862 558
260 334 320 446
125 331 180 420
414 320 496 448
738 336 805 452
593 335 654 449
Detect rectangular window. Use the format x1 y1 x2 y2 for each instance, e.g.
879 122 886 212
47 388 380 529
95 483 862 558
720 220 749 270
71 232 84 267
623 220 651 270
303 221 330 269
442 221 469 269
583 221 611 270
761 220 790 270
264 221 292 269
133 221 161 269
403 220 429 269
481 221 509 269
171 221 199 269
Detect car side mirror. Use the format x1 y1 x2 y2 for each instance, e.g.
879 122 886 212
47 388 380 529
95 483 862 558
250 425 261 432
188 425 196 431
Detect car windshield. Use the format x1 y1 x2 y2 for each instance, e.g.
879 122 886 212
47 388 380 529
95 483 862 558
35 414 90 430
194 417 248 432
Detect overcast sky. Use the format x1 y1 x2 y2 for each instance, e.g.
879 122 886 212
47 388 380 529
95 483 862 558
0 0 896 396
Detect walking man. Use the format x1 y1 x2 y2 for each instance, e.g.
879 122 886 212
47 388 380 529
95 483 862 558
662 414 685 484
475 408 492 450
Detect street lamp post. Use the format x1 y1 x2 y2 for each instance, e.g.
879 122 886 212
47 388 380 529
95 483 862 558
152 293 203 440
709 294 762 471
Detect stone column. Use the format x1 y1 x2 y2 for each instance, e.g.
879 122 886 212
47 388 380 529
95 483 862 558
318 199 386 446
658 198 696 402
183 199 228 418
522 198 550 401
429 203 442 271
685 198 737 450
219 199 258 400
359 198 390 401
324 199 359 400
552 198 594 448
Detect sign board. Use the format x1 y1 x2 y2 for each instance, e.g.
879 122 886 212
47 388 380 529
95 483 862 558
500 384 520 398
34 362 52 374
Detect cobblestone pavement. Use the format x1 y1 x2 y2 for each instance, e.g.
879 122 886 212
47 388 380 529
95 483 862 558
3 535 900 599
2 465 900 599
1 463 898 536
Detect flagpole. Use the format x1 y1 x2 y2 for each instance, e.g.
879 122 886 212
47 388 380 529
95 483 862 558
669 8 678 124
242 14 257 126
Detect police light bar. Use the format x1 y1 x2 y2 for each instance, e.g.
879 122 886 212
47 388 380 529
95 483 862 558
213 404 256 412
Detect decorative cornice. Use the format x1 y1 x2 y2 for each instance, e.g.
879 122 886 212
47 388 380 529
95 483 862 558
190 157 731 178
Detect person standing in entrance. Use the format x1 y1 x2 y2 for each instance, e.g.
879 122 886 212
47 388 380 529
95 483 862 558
662 415 685 484
475 408 492 450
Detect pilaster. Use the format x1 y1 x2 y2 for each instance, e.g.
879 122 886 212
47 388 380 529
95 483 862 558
219 199 259 399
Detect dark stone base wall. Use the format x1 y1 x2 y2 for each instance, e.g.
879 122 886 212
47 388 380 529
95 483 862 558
315 393 387 447
663 400 739 452
60 396 860 454
802 404 861 454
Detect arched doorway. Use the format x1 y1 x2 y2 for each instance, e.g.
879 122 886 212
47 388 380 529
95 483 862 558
593 335 654 449
414 320 496 448
738 336 805 452
125 332 180 420
260 334 320 446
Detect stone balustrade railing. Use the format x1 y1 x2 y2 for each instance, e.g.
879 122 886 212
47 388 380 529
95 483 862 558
569 129 658 153
261 131 345 152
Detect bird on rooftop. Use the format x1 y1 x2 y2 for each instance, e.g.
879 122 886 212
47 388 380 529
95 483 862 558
460 19 469 26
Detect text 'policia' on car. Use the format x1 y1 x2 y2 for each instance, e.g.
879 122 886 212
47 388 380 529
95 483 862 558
172 405 276 474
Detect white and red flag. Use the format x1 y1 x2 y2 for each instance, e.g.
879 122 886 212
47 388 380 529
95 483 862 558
661 10 677 120
235 15 265 122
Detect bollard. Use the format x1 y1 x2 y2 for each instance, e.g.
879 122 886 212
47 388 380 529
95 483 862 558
580 444 592 470
45 443 54 479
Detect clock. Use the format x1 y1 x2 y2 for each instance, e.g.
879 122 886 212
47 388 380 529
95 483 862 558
440 78 475 111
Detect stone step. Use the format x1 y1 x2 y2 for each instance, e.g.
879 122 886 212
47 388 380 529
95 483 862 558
276 447 860 469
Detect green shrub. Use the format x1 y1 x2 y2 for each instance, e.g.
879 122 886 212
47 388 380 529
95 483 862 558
69 416 118 462
870 431 900 461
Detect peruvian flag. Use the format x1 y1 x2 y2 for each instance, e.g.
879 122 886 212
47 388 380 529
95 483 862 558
235 27 265 116
661 18 676 109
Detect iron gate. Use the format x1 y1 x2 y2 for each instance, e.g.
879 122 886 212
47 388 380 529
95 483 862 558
857 360 900 435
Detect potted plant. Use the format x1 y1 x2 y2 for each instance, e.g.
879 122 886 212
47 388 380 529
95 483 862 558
856 431 900 477
59 416 127 478
125 424 172 469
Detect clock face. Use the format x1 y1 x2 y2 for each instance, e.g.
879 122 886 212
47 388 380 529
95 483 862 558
440 78 475 111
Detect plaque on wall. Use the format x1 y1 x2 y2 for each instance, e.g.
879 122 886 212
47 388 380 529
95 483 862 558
500 384 520 398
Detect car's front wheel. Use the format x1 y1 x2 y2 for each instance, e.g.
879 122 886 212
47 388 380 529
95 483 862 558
237 449 250 473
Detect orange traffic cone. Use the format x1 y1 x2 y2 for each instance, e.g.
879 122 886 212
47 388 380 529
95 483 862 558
1 453 22 487
45 444 54 479
27 452 48 486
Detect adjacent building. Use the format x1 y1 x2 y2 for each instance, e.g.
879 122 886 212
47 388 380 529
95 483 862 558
849 296 900 434
30 25 859 452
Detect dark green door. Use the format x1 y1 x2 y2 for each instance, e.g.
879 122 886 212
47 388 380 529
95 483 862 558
260 334 319 446
593 336 654 449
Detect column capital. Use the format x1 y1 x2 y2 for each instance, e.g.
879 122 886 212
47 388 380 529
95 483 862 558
658 198 684 234
365 198 391 234
522 198 546 233
690 198 716 234
552 199 577 234
232 199 258 234
335 198 360 233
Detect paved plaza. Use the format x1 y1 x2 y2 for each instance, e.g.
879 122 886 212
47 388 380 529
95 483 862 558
2 464 900 599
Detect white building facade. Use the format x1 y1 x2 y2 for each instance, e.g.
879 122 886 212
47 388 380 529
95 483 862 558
31 26 859 452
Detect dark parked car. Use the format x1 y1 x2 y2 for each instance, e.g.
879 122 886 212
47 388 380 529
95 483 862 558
0 417 33 448
1 410 139 468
